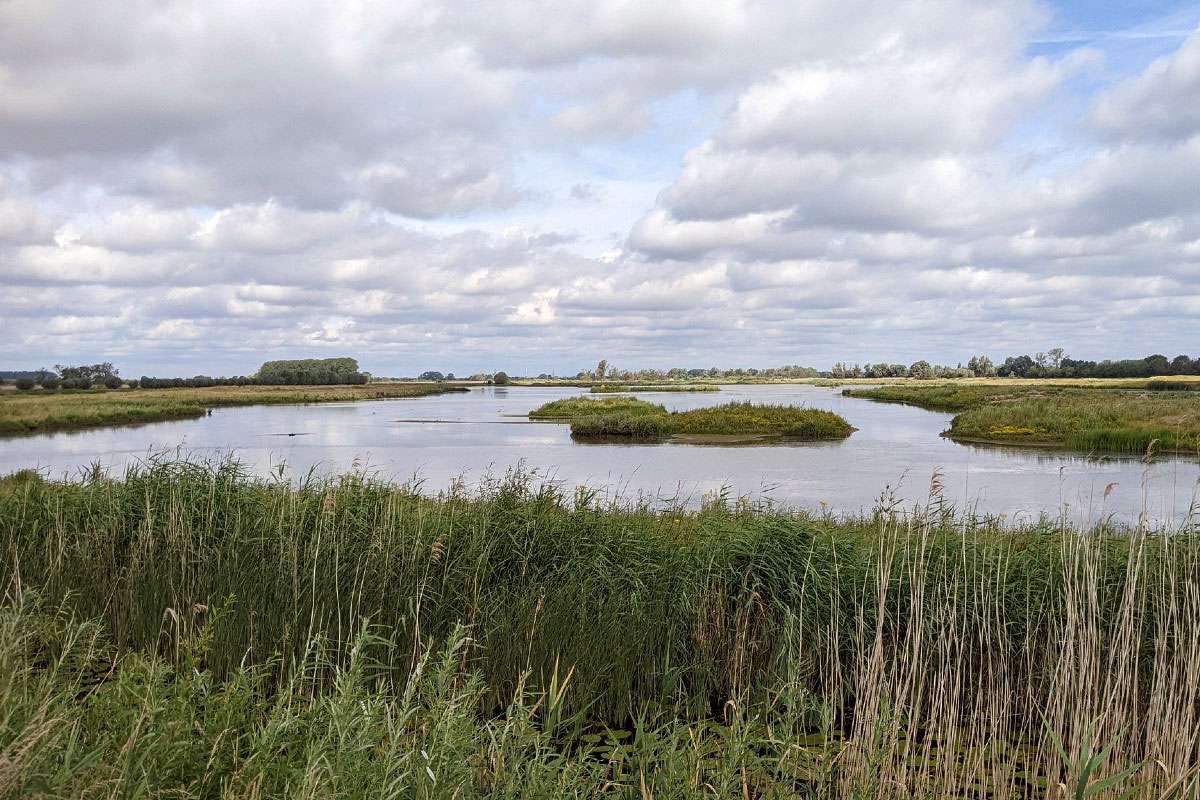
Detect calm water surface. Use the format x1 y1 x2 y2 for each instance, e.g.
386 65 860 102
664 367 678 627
2 385 1197 526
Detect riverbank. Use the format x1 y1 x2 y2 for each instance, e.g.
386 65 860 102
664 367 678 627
530 397 855 442
0 382 467 436
844 383 1200 454
1 462 1197 797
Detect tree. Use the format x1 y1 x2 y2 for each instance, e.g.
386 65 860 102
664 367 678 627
909 360 934 379
14 377 34 390
56 363 118 382
1171 355 1194 375
1047 348 1065 369
967 355 996 377
418 371 445 381
595 359 608 380
493 371 510 385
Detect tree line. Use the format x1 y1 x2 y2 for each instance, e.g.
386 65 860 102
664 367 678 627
827 351 1200 379
4 357 371 391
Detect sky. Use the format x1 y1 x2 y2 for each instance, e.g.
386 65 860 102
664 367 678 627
1 0 1199 377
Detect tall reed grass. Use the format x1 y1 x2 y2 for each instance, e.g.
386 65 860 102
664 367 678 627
2 460 1200 797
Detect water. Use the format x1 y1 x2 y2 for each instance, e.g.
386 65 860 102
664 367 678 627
2 385 1197 526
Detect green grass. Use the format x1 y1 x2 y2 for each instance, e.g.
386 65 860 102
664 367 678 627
0 382 466 436
531 398 855 441
526 395 667 420
842 384 1022 412
590 384 719 393
845 384 1200 454
2 462 1199 797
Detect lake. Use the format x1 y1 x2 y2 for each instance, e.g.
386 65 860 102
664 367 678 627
2 384 1197 526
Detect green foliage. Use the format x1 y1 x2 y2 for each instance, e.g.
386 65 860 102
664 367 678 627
14 377 34 390
533 398 855 441
55 362 118 382
1 462 1199 797
528 396 665 419
844 384 1020 412
846 384 1200 454
256 357 368 385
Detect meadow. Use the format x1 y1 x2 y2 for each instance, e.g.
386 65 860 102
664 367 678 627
2 461 1200 797
530 397 855 441
0 382 464 436
845 384 1200 454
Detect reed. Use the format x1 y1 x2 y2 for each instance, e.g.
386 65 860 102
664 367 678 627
2 461 1199 797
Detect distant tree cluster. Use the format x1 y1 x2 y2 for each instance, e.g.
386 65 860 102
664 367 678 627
824 350 1200 380
56 362 119 383
3 364 125 390
830 361 974 379
417 371 456 381
256 357 369 385
137 375 259 389
996 352 1199 379
571 361 821 381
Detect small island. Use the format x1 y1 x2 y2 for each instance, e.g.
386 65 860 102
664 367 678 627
529 396 855 443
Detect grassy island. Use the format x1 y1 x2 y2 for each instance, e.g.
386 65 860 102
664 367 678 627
590 384 719 393
530 397 854 442
0 382 466 436
845 383 1200 454
1 461 1198 797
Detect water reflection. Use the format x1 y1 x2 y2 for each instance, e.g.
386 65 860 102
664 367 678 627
1 385 1197 527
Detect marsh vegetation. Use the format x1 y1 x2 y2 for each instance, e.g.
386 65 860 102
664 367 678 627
530 397 855 442
2 462 1199 797
0 382 464 436
845 383 1200 454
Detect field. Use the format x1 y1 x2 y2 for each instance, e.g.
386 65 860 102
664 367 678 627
0 382 465 436
590 384 719 393
530 397 855 442
845 383 1200 454
2 461 1199 798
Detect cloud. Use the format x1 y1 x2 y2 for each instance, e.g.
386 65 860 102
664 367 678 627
1092 28 1200 142
0 1 1198 374
0 0 520 217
